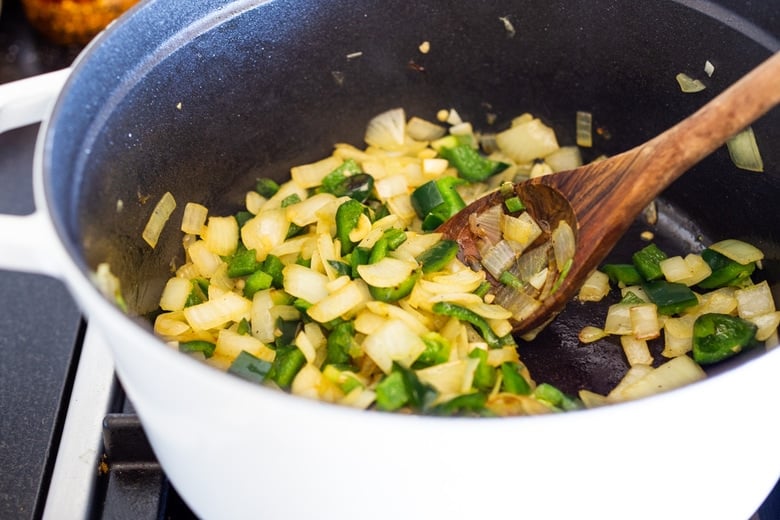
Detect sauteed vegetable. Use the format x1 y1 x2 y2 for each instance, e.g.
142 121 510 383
148 108 777 416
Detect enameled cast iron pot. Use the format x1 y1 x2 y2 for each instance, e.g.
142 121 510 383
1 1 779 518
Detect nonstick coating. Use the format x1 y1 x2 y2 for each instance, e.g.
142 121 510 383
44 0 779 396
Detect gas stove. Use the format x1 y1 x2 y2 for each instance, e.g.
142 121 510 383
0 1 778 518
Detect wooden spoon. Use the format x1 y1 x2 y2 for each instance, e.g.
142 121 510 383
438 51 780 336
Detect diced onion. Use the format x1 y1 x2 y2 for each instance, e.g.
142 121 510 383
307 280 369 323
406 116 446 141
204 216 239 256
514 244 550 282
181 202 208 235
495 118 560 163
364 107 407 150
726 126 764 172
285 193 337 227
282 264 330 303
291 155 344 188
578 326 608 343
470 204 504 245
660 254 711 286
551 220 576 269
183 291 251 331
709 238 764 265
362 319 427 373
629 303 660 340
416 360 470 394
494 284 541 322
159 277 192 312
481 240 516 279
749 311 780 342
216 329 275 362
357 257 416 287
241 209 290 261
675 72 706 93
249 289 273 344
616 355 705 401
188 240 223 278
502 212 543 253
604 303 633 335
142 191 176 248
575 111 593 148
735 281 775 319
578 270 610 302
620 335 653 366
545 146 583 172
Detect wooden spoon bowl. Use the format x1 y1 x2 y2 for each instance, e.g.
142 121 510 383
439 51 780 335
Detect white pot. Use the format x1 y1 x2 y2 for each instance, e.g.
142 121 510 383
0 1 778 518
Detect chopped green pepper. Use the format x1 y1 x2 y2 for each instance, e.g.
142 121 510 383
498 271 525 290
393 362 438 411
185 279 208 307
243 270 273 299
533 383 582 411
368 271 420 303
349 247 371 278
235 210 254 228
698 248 756 289
504 196 526 213
368 236 389 263
261 254 285 289
255 178 280 198
179 340 216 359
632 243 668 281
273 318 301 349
228 248 260 278
331 173 375 202
469 348 497 391
432 392 490 416
620 290 646 305
375 371 408 411
601 264 643 286
236 318 251 335
500 362 531 395
410 177 467 231
416 239 459 273
280 193 302 208
692 313 757 364
327 260 352 278
335 199 365 254
267 345 306 389
413 332 452 368
642 280 698 315
438 144 509 182
318 159 362 194
317 160 375 202
325 321 358 366
432 302 504 349
473 281 492 298
228 350 272 383
382 228 407 250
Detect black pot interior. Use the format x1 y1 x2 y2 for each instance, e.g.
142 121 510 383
45 0 779 395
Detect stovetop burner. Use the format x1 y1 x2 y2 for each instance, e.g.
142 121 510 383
0 1 778 519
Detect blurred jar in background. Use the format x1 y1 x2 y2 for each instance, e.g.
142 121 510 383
21 0 139 45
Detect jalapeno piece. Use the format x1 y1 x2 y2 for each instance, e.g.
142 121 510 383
335 199 365 254
368 270 420 302
632 243 668 281
692 313 757 364
438 143 509 182
416 239 459 273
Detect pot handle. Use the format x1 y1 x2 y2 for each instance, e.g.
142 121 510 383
0 68 71 276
